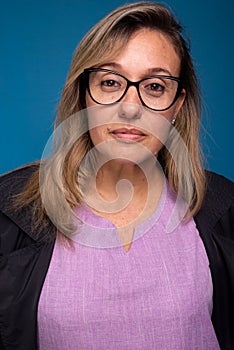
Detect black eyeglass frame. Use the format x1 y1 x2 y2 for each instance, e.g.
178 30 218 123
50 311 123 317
83 68 183 112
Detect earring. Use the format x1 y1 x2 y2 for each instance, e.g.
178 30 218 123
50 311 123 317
171 118 176 125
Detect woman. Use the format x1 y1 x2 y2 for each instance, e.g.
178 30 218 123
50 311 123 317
0 2 233 349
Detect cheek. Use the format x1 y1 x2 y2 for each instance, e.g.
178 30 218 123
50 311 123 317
148 136 164 155
159 91 185 122
86 93 95 108
86 96 105 146
89 126 107 146
160 108 176 123
89 127 99 146
147 117 173 155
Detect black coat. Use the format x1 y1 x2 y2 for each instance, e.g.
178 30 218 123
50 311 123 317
0 166 234 350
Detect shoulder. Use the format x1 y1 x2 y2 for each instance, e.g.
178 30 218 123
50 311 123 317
195 170 234 237
0 163 39 199
205 170 234 199
203 170 233 213
0 163 39 210
0 163 39 214
0 163 45 245
0 163 40 214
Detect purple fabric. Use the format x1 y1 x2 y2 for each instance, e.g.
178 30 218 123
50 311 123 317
37 184 220 349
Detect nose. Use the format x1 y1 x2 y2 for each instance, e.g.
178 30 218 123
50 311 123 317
118 86 142 119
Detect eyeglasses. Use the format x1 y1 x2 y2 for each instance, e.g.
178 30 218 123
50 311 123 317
83 68 183 111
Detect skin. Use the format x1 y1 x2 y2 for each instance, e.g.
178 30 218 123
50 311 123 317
85 29 186 251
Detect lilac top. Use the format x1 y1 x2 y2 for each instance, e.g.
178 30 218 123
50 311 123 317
37 183 220 349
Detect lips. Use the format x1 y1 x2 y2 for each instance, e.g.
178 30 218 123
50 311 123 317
110 128 146 141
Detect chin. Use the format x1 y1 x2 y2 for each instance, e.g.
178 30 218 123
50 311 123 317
94 140 158 167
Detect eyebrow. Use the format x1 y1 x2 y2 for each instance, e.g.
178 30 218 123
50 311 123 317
98 62 173 77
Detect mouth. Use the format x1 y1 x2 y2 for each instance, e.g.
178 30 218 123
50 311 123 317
110 128 147 142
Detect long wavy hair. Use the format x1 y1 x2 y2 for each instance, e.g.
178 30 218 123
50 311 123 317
15 1 205 236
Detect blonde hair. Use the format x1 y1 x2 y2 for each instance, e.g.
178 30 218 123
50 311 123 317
16 1 205 235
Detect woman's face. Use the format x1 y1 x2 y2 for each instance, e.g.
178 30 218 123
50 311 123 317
86 29 185 164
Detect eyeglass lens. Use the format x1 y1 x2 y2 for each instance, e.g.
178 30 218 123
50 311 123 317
88 70 179 110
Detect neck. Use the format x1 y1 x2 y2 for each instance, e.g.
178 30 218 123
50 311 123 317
98 158 161 198
82 156 164 216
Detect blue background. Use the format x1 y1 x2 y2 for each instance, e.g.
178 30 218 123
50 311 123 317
1 0 233 180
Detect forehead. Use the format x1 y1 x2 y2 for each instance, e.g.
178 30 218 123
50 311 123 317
99 29 181 77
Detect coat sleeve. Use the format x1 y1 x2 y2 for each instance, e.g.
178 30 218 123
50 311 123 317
0 210 55 350
195 171 234 349
0 166 55 350
211 205 234 348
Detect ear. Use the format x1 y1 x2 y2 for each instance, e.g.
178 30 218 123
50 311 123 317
174 88 186 117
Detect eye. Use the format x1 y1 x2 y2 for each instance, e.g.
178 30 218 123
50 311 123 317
141 79 166 97
148 83 165 92
101 80 120 88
